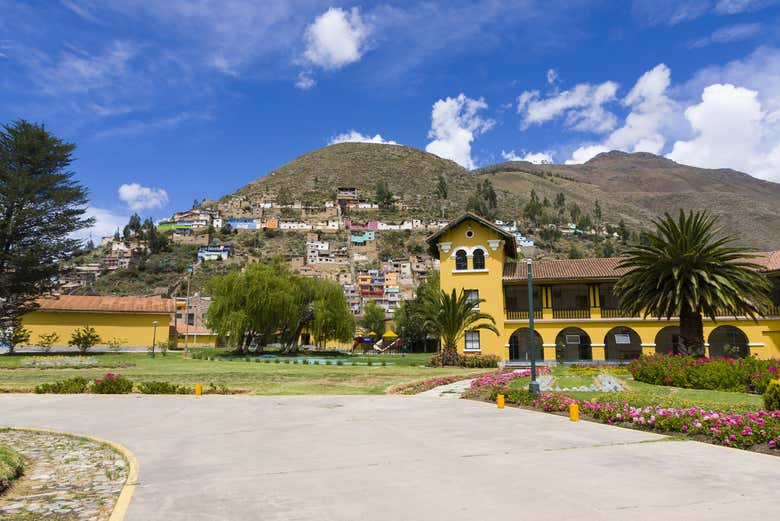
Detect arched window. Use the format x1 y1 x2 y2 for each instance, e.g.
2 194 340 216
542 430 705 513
472 249 485 270
455 250 468 270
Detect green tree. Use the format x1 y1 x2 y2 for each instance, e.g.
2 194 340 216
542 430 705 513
422 288 499 366
0 319 30 354
394 272 439 352
523 189 543 222
123 213 142 240
436 175 448 200
554 192 566 209
593 200 603 224
569 203 581 224
465 179 498 220
310 280 356 347
614 210 771 356
361 300 386 338
567 244 584 259
617 219 629 243
35 332 60 353
142 218 169 254
0 120 92 338
69 325 101 354
376 180 394 209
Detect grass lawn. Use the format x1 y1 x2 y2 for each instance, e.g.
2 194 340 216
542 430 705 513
0 442 23 492
0 352 487 395
505 366 764 412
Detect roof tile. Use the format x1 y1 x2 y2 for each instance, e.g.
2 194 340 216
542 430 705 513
34 295 175 314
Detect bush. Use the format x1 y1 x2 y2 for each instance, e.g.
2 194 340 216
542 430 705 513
68 326 101 354
137 381 191 394
428 353 500 368
0 442 24 493
628 354 780 394
35 332 60 353
91 373 133 394
35 377 90 394
764 380 780 411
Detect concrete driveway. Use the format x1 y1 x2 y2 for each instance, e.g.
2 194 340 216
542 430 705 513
1 394 778 520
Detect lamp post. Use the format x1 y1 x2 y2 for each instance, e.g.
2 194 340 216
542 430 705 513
184 265 193 348
151 320 158 359
526 258 540 395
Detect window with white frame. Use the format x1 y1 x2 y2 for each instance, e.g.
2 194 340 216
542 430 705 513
464 330 481 351
465 289 479 309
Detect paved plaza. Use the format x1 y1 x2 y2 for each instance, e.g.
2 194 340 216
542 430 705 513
1 394 778 520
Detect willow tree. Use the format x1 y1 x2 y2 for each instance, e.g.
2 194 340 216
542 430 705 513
422 288 499 366
615 210 771 356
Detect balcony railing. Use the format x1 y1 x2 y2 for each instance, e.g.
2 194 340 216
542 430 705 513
769 305 780 317
506 309 543 320
600 307 638 319
552 307 590 319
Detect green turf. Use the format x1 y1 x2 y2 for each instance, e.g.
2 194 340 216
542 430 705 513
0 441 24 492
0 352 485 395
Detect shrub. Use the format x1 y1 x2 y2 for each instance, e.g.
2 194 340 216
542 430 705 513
92 373 133 394
764 380 780 411
35 332 60 353
137 381 191 394
68 326 101 354
428 353 500 368
105 337 127 352
35 377 90 394
0 442 24 493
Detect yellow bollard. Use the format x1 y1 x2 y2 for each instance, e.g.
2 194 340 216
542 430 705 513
195 384 202 397
497 394 505 409
569 403 579 422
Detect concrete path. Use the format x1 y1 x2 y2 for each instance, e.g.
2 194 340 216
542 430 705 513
414 378 475 398
1 394 779 520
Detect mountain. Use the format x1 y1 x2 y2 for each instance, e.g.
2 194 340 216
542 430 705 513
224 142 475 218
476 151 780 249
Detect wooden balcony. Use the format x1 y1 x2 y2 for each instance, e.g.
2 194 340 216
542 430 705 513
506 309 543 320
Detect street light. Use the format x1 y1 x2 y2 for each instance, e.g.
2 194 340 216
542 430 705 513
184 265 193 349
526 258 540 395
151 320 158 359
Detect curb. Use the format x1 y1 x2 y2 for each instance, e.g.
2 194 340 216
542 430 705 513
2 427 138 521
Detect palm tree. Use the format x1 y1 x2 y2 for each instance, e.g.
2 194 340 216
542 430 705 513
422 288 499 366
614 210 771 356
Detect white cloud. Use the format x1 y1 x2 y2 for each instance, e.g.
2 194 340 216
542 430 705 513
295 72 316 90
501 150 554 164
303 7 369 70
715 0 778 14
667 83 780 181
328 130 398 145
118 183 169 211
546 68 558 85
425 93 494 169
517 81 619 133
73 207 129 242
565 145 610 164
689 22 763 48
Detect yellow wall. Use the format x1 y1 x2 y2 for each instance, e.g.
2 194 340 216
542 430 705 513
435 219 507 355
178 333 219 347
436 216 780 361
23 311 171 347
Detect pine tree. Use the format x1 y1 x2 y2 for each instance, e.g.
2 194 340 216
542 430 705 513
0 120 92 347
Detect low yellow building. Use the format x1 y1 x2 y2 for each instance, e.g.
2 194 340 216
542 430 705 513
23 295 174 348
427 213 780 362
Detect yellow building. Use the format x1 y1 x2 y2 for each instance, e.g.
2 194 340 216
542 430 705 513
427 213 780 362
23 295 174 348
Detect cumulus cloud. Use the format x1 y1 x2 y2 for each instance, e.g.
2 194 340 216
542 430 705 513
118 183 169 211
546 68 558 85
72 207 129 242
715 0 778 14
328 130 398 145
517 81 619 133
425 94 494 169
501 150 554 164
565 145 610 165
667 83 780 181
295 72 316 90
303 7 370 70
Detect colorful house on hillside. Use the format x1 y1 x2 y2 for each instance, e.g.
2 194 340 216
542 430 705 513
427 212 780 362
23 295 175 348
351 231 376 244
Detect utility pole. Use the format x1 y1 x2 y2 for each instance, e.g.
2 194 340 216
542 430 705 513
527 258 540 395
184 265 193 348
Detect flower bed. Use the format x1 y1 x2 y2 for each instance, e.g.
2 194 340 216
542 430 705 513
463 368 550 400
389 371 494 395
629 354 780 394
21 356 100 368
427 353 501 368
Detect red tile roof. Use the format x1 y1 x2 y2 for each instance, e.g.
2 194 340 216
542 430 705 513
34 295 175 314
504 251 780 282
174 324 215 335
504 257 631 282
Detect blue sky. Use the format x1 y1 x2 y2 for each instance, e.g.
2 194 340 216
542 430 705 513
2 0 780 239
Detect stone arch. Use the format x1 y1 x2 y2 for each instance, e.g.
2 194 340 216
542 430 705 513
655 326 681 355
509 328 543 362
708 325 749 358
555 327 592 361
604 326 642 360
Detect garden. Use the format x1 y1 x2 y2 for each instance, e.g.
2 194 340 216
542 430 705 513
464 356 780 455
0 350 492 395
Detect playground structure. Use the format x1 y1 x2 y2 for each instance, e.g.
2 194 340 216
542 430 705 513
352 330 405 354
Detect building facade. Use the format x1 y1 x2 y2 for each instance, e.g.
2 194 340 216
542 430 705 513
427 213 780 362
